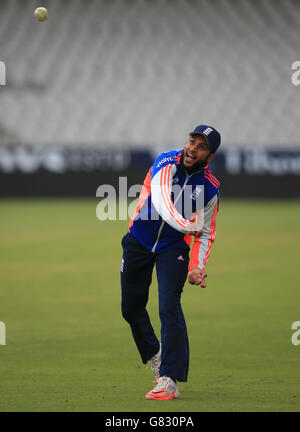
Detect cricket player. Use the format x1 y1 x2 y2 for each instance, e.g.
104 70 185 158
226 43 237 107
121 125 221 400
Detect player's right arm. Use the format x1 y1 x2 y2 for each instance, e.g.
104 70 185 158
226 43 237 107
150 153 200 234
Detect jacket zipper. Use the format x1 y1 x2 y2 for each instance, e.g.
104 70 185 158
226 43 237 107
151 172 191 253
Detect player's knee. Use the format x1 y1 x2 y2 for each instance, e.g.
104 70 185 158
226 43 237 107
121 304 130 322
121 302 135 323
159 300 185 327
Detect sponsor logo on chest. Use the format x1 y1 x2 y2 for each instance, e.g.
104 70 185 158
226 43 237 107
156 157 173 168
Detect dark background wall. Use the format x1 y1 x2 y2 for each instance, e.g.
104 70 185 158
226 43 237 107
0 148 299 197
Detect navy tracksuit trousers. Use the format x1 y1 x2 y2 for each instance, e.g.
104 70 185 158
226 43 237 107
121 232 190 382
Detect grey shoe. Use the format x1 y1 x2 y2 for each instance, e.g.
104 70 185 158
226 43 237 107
148 343 161 382
145 376 180 400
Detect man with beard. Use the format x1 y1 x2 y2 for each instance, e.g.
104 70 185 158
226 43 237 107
121 125 221 400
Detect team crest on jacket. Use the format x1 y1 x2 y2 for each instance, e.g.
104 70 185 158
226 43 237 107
190 185 203 200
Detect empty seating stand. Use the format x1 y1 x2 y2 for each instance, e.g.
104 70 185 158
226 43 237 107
0 0 299 149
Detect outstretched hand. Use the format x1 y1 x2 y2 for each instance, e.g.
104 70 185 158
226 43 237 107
188 268 207 288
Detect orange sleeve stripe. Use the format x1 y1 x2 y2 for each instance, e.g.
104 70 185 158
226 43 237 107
160 165 189 229
189 238 201 269
189 199 218 271
129 168 152 229
204 175 219 189
205 170 220 187
206 169 219 182
202 201 218 268
183 234 193 247
160 166 183 227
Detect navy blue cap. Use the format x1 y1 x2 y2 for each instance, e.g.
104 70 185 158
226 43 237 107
189 124 221 153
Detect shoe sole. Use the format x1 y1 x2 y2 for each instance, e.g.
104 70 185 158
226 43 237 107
145 391 180 400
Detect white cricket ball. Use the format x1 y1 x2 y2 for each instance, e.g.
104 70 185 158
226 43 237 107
34 7 48 22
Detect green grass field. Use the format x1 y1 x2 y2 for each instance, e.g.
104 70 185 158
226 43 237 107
0 199 300 412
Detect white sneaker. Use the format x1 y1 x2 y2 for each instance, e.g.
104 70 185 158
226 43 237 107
145 376 180 400
148 343 161 382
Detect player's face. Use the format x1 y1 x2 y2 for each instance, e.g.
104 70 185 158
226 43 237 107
183 135 214 168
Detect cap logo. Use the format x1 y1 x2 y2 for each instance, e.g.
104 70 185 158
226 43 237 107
202 127 213 136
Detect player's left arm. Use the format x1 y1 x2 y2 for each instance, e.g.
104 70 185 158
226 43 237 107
188 194 219 287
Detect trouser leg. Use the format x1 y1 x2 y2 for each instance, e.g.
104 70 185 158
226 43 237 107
121 233 159 363
156 247 190 382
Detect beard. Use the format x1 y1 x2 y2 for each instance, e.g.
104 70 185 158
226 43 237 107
180 152 209 174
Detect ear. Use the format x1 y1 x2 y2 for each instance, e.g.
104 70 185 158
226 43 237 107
207 153 215 162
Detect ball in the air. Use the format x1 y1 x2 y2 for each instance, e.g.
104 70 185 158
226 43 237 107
34 7 48 22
